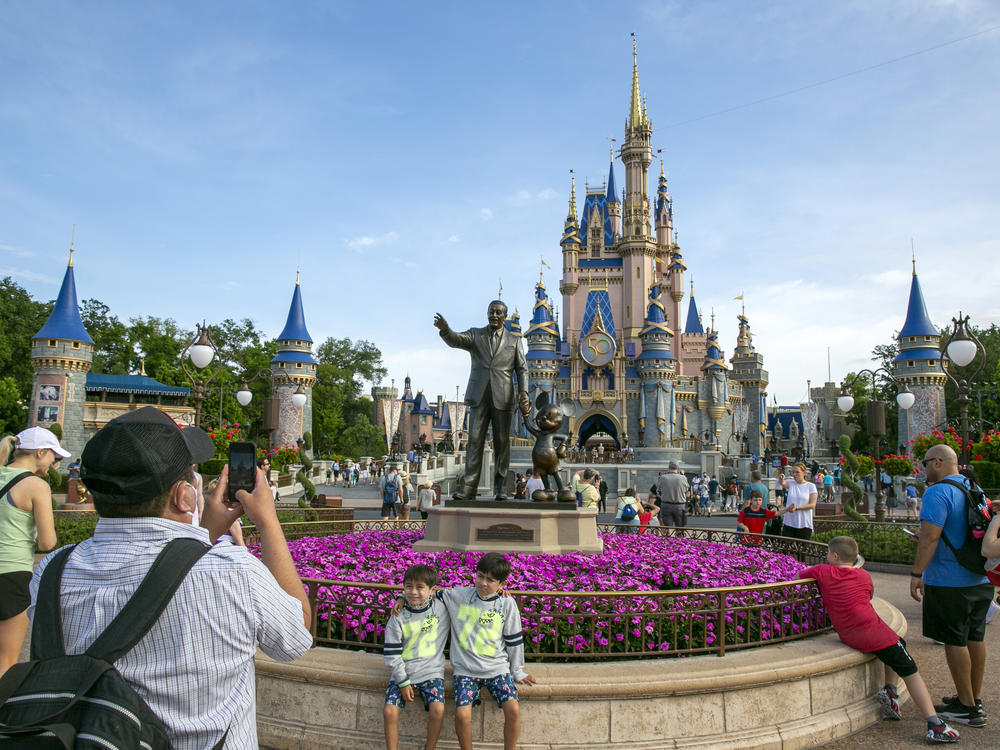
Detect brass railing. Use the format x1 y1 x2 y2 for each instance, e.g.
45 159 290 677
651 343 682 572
262 521 832 658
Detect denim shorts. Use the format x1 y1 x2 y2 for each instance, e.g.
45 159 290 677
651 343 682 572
384 678 445 711
453 673 518 708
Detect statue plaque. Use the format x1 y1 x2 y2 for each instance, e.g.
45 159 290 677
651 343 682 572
476 523 534 543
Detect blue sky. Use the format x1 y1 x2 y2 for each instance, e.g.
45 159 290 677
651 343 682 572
3 1 998 406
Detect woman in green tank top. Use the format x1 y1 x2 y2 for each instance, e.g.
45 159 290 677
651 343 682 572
0 427 65 676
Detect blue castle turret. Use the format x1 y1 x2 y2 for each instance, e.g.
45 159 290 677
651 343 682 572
893 261 946 446
525 279 560 405
30 247 94 459
270 273 317 448
636 283 676 446
701 327 728 426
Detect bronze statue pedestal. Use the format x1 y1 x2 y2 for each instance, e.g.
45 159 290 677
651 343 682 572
413 501 603 555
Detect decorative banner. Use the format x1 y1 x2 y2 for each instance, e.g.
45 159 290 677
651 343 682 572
801 400 819 456
734 402 750 436
382 398 393 453
655 383 667 446
638 385 646 432
389 399 402 452
448 403 467 452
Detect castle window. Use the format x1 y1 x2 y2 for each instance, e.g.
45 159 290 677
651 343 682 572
908 362 915 367
924 337 932 342
296 363 302 368
636 267 640 278
72 342 80 349
928 361 935 367
49 340 56 347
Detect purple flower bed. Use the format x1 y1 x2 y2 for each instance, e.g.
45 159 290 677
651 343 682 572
275 531 828 657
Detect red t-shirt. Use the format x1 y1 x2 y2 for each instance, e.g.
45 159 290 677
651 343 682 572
737 507 775 535
799 565 898 652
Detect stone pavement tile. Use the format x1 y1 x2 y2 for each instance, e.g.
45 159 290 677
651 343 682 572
815 571 998 749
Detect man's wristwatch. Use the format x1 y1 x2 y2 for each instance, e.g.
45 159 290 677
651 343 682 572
910 571 923 578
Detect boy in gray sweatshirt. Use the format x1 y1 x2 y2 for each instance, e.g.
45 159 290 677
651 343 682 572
383 564 450 750
436 552 536 750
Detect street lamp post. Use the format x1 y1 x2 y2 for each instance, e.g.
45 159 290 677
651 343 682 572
179 322 226 428
837 368 915 522
940 313 986 468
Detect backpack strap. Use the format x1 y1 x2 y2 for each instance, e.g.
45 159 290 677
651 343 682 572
0 470 34 502
86 537 211 664
30 546 78 659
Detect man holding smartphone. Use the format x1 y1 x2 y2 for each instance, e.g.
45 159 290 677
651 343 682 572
28 407 312 749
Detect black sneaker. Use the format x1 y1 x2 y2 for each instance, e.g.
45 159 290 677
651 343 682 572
936 694 986 717
938 702 986 728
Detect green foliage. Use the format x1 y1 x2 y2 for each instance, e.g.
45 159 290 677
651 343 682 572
813 525 916 564
297 443 315 502
836 435 866 522
910 428 962 461
971 460 1000 492
206 423 243 460
856 454 875 476
312 337 387 458
47 467 68 493
0 277 51 434
940 323 1000 430
972 430 1000 463
54 512 99 545
46 422 62 440
881 454 915 476
265 446 299 472
302 431 312 451
200 458 226 476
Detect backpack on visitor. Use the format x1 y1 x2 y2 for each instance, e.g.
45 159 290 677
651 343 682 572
0 538 224 750
935 478 998 584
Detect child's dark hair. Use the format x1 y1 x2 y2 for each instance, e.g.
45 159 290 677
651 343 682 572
749 489 763 499
403 564 438 588
476 552 511 582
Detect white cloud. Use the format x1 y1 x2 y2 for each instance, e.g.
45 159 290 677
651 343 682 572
536 187 557 200
867 269 910 288
217 280 241 290
0 267 59 284
448 234 459 242
346 231 398 252
507 188 558 206
0 243 34 257
383 347 471 402
479 208 493 221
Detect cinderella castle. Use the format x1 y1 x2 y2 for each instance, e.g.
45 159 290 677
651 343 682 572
518 43 769 462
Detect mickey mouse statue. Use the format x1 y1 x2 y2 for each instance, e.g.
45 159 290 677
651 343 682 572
524 392 575 502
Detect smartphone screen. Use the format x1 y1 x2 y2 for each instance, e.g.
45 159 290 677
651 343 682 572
228 441 257 502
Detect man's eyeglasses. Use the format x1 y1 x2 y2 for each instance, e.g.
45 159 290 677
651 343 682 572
922 457 940 468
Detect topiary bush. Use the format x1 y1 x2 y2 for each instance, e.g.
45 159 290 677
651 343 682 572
54 512 98 545
837 435 867 522
297 442 316 504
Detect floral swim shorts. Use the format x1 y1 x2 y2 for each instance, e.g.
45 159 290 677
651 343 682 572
384 678 445 711
453 673 518 708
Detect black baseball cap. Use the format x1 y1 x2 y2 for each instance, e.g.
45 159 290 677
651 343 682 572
81 406 215 506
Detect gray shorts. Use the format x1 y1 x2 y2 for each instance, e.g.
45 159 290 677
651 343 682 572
659 504 686 528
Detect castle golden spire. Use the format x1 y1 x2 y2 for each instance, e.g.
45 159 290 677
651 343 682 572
568 174 577 218
628 33 642 131
68 224 75 267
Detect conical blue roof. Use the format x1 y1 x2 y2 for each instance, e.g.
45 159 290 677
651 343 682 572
898 272 937 338
411 391 435 415
684 296 704 335
702 331 727 371
34 264 94 343
276 282 313 342
606 160 619 204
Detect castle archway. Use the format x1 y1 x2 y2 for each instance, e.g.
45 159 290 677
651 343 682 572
577 412 620 450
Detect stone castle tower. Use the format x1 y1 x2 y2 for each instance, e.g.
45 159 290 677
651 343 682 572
270 273 317 449
29 247 93 459
893 262 946 446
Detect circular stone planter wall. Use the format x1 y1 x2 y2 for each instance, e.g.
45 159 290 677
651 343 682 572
255 598 907 750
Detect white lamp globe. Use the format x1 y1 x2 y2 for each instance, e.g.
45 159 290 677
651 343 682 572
896 390 915 410
837 395 855 412
947 339 977 368
188 343 214 370
236 388 253 407
291 387 307 409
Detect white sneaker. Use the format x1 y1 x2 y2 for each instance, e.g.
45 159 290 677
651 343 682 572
987 599 999 625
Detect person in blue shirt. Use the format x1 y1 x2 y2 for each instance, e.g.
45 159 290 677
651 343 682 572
910 445 991 728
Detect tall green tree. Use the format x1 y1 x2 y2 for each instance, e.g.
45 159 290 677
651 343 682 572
312 337 387 457
80 299 131 374
940 322 1000 433
0 277 51 434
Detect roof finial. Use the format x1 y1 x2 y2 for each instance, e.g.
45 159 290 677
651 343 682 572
296 265 300 285
140 357 146 376
659 154 665 178
629 32 642 129
690 277 694 297
568 170 577 217
68 225 75 267
710 308 715 333
911 238 916 276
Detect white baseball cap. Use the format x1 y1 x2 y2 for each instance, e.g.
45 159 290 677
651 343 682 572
17 426 71 458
